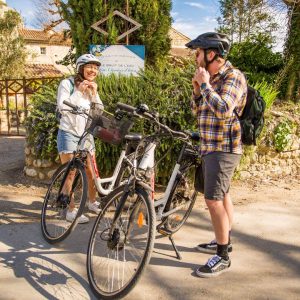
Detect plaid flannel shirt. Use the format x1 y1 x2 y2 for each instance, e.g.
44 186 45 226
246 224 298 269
191 61 247 156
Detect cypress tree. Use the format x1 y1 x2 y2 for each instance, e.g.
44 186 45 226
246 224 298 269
0 10 27 79
283 3 300 102
57 0 171 65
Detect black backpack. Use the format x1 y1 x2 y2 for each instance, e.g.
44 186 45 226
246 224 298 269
234 85 266 145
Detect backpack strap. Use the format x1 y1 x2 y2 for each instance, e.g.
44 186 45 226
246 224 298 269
68 77 75 95
56 77 75 122
220 67 240 153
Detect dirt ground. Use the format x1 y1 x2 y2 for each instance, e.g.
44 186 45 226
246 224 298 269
1 136 300 299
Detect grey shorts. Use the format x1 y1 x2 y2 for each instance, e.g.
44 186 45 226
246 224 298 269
202 152 241 200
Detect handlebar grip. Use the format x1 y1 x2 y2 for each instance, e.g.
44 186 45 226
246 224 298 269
191 132 200 141
173 131 188 139
116 102 136 113
63 100 77 110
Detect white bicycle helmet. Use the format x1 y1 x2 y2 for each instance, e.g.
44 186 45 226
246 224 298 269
76 54 101 72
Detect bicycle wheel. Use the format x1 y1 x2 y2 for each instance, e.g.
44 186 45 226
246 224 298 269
87 184 155 299
163 164 197 233
41 162 88 243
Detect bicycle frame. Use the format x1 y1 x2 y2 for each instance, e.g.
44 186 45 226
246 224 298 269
89 148 127 195
125 134 197 221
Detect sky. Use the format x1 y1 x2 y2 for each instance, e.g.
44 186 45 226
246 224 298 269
6 0 286 51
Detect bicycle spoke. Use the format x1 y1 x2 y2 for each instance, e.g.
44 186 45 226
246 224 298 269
87 186 155 298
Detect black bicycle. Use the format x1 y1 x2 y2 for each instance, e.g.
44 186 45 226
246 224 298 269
86 103 200 299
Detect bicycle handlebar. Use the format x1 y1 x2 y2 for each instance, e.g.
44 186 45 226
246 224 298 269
116 102 136 113
63 100 89 116
63 100 77 110
116 102 188 140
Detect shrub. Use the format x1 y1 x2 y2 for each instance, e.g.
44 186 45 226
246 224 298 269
228 34 283 84
25 62 196 182
253 81 279 110
25 81 60 160
273 119 295 152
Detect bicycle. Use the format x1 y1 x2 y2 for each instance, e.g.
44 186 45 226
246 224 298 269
87 102 200 299
41 101 144 244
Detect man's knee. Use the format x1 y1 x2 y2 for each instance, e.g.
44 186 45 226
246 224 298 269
205 199 224 212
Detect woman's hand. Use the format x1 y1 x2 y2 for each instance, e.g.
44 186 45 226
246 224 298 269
87 82 98 96
77 80 90 94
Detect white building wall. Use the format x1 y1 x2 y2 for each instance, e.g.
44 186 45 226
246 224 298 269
25 44 73 74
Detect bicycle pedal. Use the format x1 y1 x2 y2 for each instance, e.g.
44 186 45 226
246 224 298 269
157 227 172 236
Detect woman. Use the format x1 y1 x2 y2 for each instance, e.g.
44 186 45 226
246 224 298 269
56 54 103 223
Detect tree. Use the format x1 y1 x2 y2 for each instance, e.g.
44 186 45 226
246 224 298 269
217 0 278 43
228 33 283 83
34 0 172 66
0 10 27 79
280 1 300 102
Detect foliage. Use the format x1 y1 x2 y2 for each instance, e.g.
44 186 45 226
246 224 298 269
25 80 60 159
24 62 196 182
0 10 27 79
94 62 195 180
217 0 278 43
273 119 295 152
279 4 300 102
55 0 172 66
253 81 279 110
228 34 283 84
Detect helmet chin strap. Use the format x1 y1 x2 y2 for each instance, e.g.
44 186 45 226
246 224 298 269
204 49 220 70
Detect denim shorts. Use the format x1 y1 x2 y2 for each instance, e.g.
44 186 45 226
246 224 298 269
202 151 241 200
57 129 96 154
57 129 80 154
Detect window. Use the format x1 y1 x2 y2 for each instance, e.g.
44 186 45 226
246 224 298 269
40 47 46 55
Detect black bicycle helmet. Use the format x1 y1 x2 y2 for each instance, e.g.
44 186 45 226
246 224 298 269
186 32 230 57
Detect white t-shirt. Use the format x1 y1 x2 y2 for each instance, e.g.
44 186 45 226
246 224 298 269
57 77 104 137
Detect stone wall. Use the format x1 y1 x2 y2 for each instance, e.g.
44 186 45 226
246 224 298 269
237 147 300 180
23 137 300 182
24 143 59 181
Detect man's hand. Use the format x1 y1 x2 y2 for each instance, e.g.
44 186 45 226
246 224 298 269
192 75 200 96
194 67 210 86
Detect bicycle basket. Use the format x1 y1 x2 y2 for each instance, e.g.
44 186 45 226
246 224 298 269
87 103 133 145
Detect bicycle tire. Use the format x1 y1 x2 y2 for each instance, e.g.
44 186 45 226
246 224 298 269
162 163 197 233
87 183 155 299
41 161 88 243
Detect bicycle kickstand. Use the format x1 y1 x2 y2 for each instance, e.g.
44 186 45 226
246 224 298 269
157 226 182 260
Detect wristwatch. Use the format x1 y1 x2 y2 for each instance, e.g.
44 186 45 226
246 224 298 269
200 82 207 91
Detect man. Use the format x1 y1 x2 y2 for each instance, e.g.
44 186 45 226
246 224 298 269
185 32 247 277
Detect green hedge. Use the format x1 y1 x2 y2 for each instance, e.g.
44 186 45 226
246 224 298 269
25 60 281 182
25 62 196 182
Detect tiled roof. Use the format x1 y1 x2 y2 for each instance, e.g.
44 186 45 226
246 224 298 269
25 64 63 78
169 28 191 43
19 29 72 46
